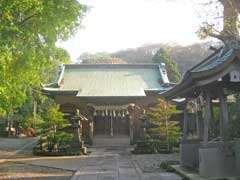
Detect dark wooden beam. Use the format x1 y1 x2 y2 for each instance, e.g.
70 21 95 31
219 89 229 141
203 91 211 146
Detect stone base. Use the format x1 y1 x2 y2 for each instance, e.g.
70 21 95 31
180 141 201 169
71 141 84 152
93 135 130 147
199 144 239 178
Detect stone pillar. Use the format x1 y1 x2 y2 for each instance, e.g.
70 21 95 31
203 92 211 146
129 115 134 144
219 89 229 141
182 102 188 142
72 119 83 150
89 120 94 145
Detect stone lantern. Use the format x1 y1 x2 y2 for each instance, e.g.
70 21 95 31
139 114 149 140
71 109 88 154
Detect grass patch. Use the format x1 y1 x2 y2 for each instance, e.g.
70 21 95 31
159 160 179 172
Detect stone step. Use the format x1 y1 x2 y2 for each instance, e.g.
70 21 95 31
93 135 130 147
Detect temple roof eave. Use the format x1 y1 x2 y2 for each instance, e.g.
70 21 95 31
42 87 166 98
160 48 240 100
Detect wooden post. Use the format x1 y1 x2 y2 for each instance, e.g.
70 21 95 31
209 99 217 137
182 101 188 142
198 110 204 140
219 89 229 141
203 92 211 146
195 99 200 138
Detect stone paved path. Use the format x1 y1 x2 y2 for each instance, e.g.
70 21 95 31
70 147 181 180
0 138 182 180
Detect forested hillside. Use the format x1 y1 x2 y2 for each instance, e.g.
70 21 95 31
110 42 217 73
79 42 221 74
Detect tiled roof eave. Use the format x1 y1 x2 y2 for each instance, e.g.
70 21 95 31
186 47 223 73
190 51 236 79
160 49 240 100
159 76 194 99
42 87 78 95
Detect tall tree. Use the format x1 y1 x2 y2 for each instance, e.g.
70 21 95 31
0 0 87 114
152 48 182 83
147 99 181 150
15 47 72 132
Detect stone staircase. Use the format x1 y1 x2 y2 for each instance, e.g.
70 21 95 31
92 135 130 147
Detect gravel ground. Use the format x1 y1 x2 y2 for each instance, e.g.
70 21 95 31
132 153 180 173
0 137 38 159
0 137 37 151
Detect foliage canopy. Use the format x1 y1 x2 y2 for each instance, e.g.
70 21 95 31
0 0 87 114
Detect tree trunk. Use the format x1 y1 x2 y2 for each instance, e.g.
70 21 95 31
221 0 239 42
33 99 37 128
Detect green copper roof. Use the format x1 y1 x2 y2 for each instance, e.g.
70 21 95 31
160 46 240 99
43 64 171 97
191 48 234 72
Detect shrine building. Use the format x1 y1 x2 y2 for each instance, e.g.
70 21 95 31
161 45 240 178
42 63 172 145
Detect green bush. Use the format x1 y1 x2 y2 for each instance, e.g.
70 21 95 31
35 105 74 153
133 140 173 154
160 160 179 172
160 162 175 172
33 146 81 156
55 131 74 149
45 131 73 152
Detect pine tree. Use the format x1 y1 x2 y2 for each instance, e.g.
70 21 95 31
147 99 181 149
152 48 182 83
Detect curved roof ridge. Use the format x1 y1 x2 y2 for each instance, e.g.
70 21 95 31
63 63 161 69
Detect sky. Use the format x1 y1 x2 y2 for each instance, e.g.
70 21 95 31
58 0 204 61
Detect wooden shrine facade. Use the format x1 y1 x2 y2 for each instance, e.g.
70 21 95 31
42 64 172 145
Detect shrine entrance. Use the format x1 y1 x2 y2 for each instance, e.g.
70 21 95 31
91 104 131 137
93 116 129 136
113 116 129 135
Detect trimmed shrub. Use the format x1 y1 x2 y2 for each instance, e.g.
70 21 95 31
132 140 173 154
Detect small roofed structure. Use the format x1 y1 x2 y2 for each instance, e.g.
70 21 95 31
43 63 172 145
161 45 240 178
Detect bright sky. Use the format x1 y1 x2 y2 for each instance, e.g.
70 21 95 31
58 0 203 61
